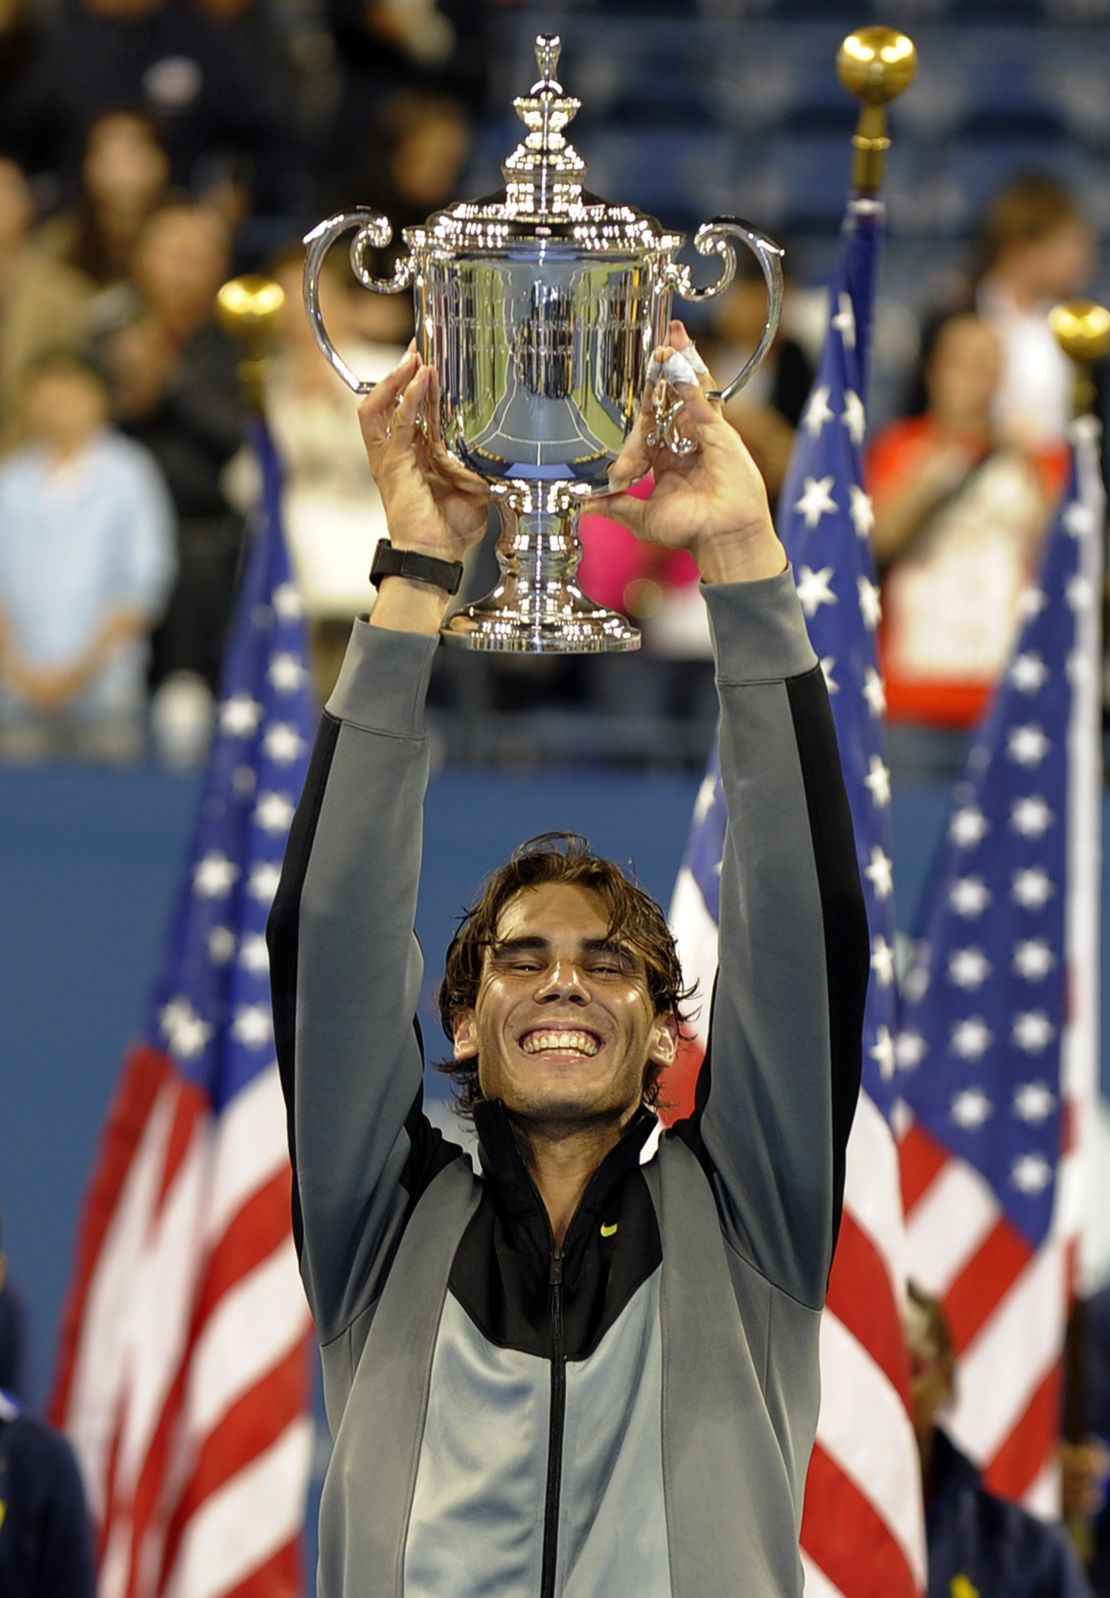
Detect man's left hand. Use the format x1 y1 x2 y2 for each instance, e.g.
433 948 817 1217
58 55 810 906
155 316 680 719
597 320 786 584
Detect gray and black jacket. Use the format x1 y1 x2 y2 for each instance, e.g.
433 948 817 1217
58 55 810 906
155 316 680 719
268 569 869 1598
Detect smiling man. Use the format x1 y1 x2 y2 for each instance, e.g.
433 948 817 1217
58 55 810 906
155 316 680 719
268 324 869 1598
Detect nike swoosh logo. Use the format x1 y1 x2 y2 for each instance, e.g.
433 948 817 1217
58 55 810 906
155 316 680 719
600 1222 618 1238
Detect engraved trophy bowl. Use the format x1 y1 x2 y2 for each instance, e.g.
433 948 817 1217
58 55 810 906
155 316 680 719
304 35 784 652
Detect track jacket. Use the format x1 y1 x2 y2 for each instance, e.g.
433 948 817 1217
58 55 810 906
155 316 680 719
268 568 869 1598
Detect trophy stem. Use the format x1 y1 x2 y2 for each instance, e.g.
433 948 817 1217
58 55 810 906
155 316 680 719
441 494 641 654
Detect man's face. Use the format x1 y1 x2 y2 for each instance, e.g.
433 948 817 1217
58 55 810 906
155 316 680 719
453 882 676 1130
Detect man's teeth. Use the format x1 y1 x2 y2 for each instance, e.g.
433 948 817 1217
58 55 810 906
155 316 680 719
521 1030 600 1057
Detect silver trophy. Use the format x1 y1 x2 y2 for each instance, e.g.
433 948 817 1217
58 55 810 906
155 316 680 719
304 35 784 652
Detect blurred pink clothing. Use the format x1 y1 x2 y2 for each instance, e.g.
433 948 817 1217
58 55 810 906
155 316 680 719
577 476 699 611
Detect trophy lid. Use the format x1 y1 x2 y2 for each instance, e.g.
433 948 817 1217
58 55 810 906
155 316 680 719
404 36 684 255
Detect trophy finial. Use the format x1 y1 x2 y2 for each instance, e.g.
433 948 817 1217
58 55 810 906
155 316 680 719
215 274 285 412
1049 299 1110 416
535 34 562 90
837 27 916 199
503 35 586 214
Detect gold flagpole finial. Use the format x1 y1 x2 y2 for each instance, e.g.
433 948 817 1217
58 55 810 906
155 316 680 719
1049 299 1110 418
215 275 286 415
837 27 917 199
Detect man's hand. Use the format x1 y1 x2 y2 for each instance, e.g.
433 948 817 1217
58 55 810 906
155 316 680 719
358 346 491 635
358 347 489 563
599 321 786 584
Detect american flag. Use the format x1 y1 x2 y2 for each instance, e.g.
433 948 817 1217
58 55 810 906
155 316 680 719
51 423 316 1597
668 199 927 1598
897 413 1105 1516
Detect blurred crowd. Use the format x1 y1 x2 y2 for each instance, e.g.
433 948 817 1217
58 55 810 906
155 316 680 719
0 0 484 765
0 0 1105 771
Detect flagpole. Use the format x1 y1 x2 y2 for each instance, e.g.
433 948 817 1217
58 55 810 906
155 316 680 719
836 26 917 199
780 30 932 1598
1050 297 1109 1568
215 273 286 416
1049 299 1110 420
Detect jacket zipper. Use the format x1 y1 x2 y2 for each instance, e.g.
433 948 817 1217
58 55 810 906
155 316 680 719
540 1244 566 1598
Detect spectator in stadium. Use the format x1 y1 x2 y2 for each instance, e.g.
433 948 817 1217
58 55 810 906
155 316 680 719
0 1388 96 1596
0 1209 30 1403
1062 1285 1110 1596
99 200 245 699
321 88 469 350
868 309 1057 773
0 348 175 761
0 152 90 453
318 1 483 215
908 1280 1094 1598
9 0 302 220
710 256 816 503
35 108 171 312
268 326 869 1596
240 242 406 693
911 173 1098 452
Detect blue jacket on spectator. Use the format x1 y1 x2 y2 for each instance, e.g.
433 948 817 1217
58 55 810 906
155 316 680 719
927 1427 1092 1598
0 1274 29 1402
0 1388 95 1598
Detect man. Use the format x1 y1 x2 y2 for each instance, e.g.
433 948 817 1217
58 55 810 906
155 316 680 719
268 322 869 1596
0 1388 96 1596
907 1281 1093 1598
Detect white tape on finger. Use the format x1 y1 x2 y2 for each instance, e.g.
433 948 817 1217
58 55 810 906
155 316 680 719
646 350 706 387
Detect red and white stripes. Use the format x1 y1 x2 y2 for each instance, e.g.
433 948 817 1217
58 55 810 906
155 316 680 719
52 1048 313 1598
900 1115 1067 1516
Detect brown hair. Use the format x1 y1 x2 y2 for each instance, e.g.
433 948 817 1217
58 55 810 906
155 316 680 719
975 171 1087 277
436 832 695 1115
907 1280 955 1364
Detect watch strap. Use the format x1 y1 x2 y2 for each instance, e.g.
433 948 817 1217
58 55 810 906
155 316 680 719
369 538 464 595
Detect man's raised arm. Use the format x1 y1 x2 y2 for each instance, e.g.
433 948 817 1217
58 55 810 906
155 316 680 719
267 350 489 1345
604 323 869 1310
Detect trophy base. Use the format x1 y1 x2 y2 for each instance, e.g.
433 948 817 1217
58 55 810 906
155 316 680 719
442 591 640 654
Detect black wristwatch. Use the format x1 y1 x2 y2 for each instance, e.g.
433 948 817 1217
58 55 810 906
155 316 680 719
369 538 464 595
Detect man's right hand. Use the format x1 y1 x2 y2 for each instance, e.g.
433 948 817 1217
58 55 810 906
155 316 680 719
358 347 490 635
358 347 489 564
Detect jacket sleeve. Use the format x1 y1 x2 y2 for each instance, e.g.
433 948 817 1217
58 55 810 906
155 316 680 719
267 619 461 1344
676 568 868 1309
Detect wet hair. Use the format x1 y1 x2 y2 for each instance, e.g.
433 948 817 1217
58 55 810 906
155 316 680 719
436 832 695 1115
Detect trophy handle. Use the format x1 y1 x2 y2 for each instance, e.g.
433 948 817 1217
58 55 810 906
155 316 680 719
302 208 415 394
669 216 785 403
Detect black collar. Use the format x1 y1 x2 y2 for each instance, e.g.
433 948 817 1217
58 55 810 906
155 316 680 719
472 1098 659 1248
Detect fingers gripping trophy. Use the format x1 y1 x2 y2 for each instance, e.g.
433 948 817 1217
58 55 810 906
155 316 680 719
304 35 785 652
